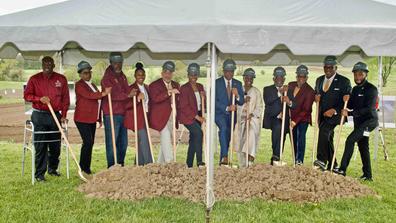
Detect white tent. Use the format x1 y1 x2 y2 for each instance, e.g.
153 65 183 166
1 0 395 218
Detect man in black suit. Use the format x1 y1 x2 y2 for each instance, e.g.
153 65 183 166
314 56 351 171
263 67 294 166
333 62 378 181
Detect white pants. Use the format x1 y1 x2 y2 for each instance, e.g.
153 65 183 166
158 116 174 164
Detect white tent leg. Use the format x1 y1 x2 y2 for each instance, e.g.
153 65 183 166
374 56 382 161
206 42 216 221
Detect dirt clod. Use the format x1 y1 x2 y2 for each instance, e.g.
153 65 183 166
78 163 375 203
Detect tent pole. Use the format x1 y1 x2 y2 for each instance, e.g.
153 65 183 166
205 42 216 222
378 56 389 160
59 50 64 74
374 57 381 161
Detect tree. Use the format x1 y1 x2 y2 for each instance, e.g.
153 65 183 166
366 56 396 87
382 57 396 87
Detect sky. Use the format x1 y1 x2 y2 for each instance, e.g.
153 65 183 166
1 0 396 16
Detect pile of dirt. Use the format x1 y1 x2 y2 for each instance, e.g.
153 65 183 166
78 163 375 203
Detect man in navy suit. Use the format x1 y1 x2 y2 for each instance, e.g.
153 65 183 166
263 67 294 166
215 59 244 165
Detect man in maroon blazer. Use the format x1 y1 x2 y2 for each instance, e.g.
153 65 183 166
288 65 315 165
149 61 180 164
101 52 136 168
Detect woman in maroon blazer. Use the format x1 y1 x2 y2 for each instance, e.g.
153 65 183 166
74 61 111 174
124 63 153 165
288 65 315 165
179 63 206 167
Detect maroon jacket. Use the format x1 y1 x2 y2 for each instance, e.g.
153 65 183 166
74 79 102 124
148 78 180 131
123 82 149 131
100 66 130 116
288 81 315 125
24 72 70 118
179 82 205 125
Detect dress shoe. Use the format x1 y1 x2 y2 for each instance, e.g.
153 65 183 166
48 170 61 177
35 175 46 182
313 160 326 171
360 175 373 181
332 167 346 176
220 157 229 166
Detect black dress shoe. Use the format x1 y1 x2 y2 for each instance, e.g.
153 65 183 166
82 169 92 175
332 167 346 176
313 160 326 171
35 176 46 182
360 175 373 181
48 170 61 177
197 162 206 167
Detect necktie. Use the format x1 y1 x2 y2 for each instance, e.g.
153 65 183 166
323 79 330 92
227 80 231 100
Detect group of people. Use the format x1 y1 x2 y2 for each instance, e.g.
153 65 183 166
24 53 378 182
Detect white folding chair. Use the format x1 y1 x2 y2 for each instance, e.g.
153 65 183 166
22 120 70 185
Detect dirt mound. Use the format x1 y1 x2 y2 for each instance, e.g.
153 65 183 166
78 163 375 203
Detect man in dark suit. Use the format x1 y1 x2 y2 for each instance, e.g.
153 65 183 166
215 59 244 165
288 65 315 165
263 67 294 166
314 56 351 171
333 62 378 181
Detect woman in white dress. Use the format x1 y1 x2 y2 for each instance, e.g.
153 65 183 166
237 68 263 167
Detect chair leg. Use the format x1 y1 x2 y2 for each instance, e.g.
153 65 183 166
66 143 70 179
22 146 26 176
31 145 35 185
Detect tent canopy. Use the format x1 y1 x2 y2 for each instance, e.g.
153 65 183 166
1 0 396 65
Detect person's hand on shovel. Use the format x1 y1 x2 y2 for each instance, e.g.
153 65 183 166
231 87 239 97
195 115 206 124
341 95 350 117
101 87 112 97
168 89 180 95
315 94 321 103
40 96 50 105
324 109 337 117
137 92 145 102
290 120 296 129
128 89 138 98
343 94 350 103
227 104 237 112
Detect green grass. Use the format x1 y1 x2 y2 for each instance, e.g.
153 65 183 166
0 81 24 90
1 126 395 222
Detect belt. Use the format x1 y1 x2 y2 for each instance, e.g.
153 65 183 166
32 108 60 114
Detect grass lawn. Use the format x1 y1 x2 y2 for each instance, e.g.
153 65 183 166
0 125 395 223
0 81 24 90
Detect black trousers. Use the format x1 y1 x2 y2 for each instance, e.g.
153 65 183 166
270 118 288 161
317 121 337 168
31 111 61 178
185 120 203 168
340 123 376 178
75 121 96 173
